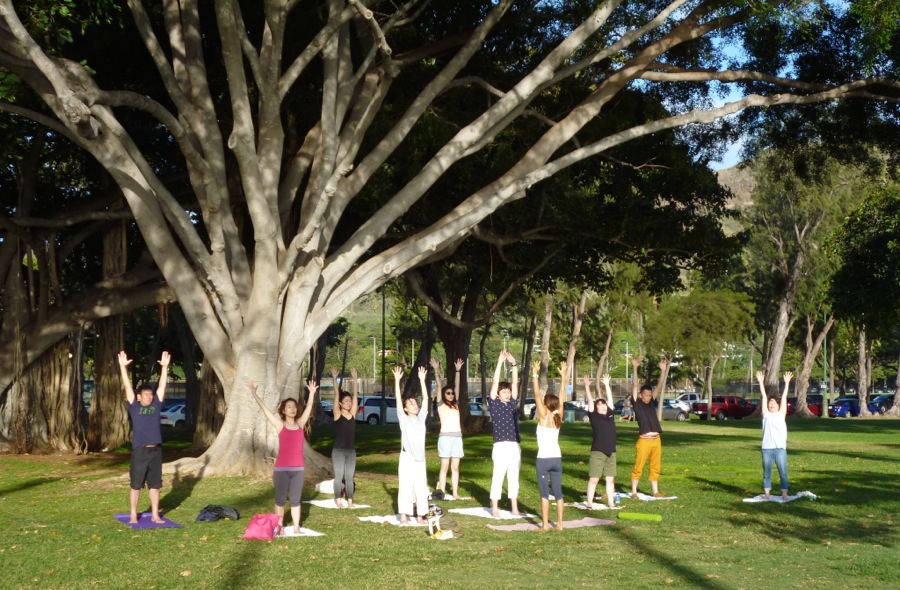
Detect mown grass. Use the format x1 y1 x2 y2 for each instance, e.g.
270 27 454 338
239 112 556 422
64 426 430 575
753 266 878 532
0 417 896 590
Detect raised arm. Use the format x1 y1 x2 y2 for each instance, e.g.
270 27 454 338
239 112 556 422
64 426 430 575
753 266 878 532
247 381 283 431
417 366 430 420
489 352 505 400
630 357 642 401
558 360 568 403
508 351 519 400
454 358 463 399
392 366 404 410
118 351 135 404
429 357 444 402
350 367 359 411
532 360 547 420
583 375 594 410
332 367 341 420
298 379 318 428
599 373 613 407
756 370 769 415
155 351 171 402
780 372 792 418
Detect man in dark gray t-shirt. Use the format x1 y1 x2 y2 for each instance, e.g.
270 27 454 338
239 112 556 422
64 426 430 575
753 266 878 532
119 350 170 524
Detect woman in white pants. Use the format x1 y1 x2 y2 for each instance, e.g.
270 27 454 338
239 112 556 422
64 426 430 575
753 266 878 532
486 350 521 518
394 366 430 524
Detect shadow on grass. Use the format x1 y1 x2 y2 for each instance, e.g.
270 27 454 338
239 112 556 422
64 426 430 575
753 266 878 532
0 477 60 496
609 523 733 589
159 455 211 514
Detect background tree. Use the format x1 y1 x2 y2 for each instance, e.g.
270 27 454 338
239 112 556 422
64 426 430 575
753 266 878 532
0 1 897 473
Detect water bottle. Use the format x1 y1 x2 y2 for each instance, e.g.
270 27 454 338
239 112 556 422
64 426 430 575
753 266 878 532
615 491 620 504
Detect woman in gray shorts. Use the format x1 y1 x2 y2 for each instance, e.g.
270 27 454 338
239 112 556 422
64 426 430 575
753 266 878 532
583 373 617 508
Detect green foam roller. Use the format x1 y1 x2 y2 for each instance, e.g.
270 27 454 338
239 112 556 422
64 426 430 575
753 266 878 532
618 512 662 522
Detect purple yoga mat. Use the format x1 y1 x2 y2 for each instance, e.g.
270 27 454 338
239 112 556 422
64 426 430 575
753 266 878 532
114 513 182 529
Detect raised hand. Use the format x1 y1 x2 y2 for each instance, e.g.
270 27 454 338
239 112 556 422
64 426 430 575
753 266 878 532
158 351 171 367
429 357 440 371
418 366 428 380
532 360 541 379
392 366 404 380
600 373 611 387
118 351 132 367
558 360 568 377
783 371 793 383
350 367 358 379
330 367 339 382
582 374 592 387
306 379 319 396
756 370 766 382
454 358 464 371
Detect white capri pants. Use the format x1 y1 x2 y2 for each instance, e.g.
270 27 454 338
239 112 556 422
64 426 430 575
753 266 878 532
490 441 521 500
397 451 429 517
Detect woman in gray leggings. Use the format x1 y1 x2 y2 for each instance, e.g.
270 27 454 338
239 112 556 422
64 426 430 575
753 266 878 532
331 367 359 507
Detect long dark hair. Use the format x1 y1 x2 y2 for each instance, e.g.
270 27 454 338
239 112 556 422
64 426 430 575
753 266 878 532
544 394 561 429
441 387 458 410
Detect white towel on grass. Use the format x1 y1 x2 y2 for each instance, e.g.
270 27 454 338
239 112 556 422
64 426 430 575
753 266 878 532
742 491 817 503
448 507 537 520
279 526 325 537
568 502 622 511
358 514 428 526
304 499 371 509
620 492 678 501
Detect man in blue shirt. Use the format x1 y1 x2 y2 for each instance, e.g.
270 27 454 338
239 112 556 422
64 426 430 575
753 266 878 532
119 350 170 524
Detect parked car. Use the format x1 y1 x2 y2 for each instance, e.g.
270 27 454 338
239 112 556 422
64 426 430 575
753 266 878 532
468 402 490 417
828 396 862 418
160 404 185 428
662 399 690 421
531 401 588 422
521 397 536 419
664 398 690 412
868 394 895 414
676 392 705 406
355 396 398 425
786 395 823 417
691 396 754 420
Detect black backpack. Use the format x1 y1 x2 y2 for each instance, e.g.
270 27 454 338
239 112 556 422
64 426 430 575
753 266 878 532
196 504 241 522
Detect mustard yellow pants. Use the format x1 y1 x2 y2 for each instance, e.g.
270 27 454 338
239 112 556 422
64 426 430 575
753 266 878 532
631 436 662 482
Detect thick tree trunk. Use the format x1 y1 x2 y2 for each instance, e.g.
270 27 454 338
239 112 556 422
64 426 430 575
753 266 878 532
192 360 226 451
887 351 900 418
562 292 589 402
794 315 833 418
87 219 129 451
857 329 871 416
35 339 86 452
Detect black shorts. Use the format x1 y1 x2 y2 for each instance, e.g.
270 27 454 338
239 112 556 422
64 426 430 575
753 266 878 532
130 445 163 490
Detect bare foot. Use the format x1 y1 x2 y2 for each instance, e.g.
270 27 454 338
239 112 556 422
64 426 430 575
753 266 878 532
491 508 500 518
416 517 427 525
151 515 165 524
510 510 520 517
334 499 342 508
782 491 789 501
347 500 354 508
452 494 462 500
764 492 771 500
399 516 409 525
585 503 593 510
555 522 564 531
129 515 139 524
540 523 551 531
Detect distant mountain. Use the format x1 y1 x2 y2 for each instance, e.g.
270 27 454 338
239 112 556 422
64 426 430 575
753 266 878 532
716 164 755 211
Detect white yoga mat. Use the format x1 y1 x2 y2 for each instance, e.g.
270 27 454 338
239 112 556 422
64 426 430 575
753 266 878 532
568 502 622 511
448 507 538 520
279 526 325 537
358 514 428 527
742 491 817 503
304 499 371 509
620 492 678 501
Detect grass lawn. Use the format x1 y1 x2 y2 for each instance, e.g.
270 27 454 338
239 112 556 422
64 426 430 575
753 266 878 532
0 417 896 590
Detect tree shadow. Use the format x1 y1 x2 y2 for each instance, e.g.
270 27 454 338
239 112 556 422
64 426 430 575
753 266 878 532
0 477 59 496
159 455 210 514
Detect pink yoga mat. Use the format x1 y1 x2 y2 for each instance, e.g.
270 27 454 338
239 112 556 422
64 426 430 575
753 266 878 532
487 517 615 531
114 513 181 529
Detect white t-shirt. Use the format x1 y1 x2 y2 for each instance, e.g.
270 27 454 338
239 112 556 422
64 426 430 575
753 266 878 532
761 412 787 449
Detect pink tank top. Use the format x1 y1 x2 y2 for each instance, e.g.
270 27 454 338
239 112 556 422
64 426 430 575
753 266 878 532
274 425 305 468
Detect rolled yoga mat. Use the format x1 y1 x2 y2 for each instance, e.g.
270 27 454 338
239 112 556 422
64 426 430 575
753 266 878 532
618 512 662 522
